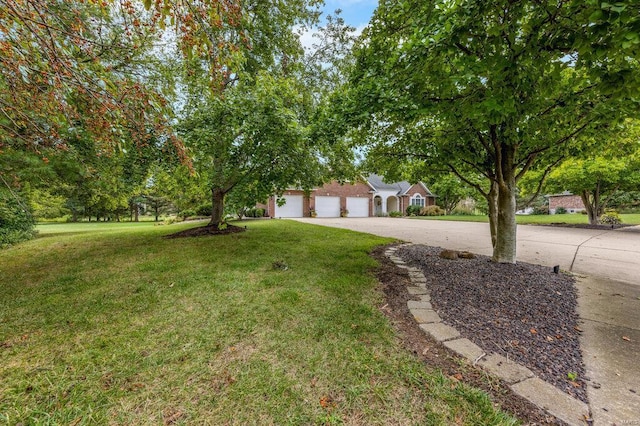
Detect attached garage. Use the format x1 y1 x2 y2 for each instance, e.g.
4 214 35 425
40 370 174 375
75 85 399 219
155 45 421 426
315 196 341 217
274 195 304 218
346 197 370 217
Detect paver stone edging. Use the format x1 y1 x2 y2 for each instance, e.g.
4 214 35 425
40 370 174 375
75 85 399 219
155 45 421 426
383 244 590 426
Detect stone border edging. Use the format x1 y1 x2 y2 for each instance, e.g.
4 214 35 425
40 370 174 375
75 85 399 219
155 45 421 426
384 244 590 426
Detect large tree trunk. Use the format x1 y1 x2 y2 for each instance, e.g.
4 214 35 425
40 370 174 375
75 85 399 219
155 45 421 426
491 143 518 264
581 191 599 225
209 187 226 229
487 182 499 250
493 178 517 263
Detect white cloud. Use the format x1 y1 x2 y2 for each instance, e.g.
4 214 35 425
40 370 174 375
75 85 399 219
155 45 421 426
295 22 367 54
296 26 317 52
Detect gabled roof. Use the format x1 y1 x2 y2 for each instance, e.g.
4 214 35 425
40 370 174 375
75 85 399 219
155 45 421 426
404 181 435 197
546 191 575 198
366 174 412 195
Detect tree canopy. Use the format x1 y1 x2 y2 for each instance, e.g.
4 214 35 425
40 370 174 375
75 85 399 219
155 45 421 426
179 72 321 228
175 1 355 229
526 120 640 224
348 0 640 263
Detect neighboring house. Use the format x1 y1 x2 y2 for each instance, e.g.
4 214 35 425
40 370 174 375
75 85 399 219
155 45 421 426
262 174 436 218
516 207 534 215
547 192 586 214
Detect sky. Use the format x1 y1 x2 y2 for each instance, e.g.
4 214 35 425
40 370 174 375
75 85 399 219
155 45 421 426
322 0 377 29
298 0 377 52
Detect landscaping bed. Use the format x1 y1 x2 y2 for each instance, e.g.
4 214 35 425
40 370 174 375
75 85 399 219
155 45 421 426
392 244 587 403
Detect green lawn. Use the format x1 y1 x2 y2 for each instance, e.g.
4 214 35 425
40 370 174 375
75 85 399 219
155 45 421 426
410 213 640 225
0 220 516 425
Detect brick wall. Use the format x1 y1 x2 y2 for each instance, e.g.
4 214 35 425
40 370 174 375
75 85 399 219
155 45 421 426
548 194 585 213
403 183 436 213
310 181 372 212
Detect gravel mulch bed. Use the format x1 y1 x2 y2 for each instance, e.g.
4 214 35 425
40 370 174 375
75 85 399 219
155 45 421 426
397 244 587 403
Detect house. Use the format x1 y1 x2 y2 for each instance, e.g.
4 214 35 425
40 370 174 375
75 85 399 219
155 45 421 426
262 174 436 218
547 192 586 214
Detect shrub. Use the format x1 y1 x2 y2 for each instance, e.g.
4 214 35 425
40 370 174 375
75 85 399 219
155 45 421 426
179 209 196 219
406 205 421 216
555 206 567 214
244 207 265 218
196 203 212 216
600 210 622 225
0 190 37 247
388 210 402 217
420 205 445 216
451 207 476 216
532 205 549 215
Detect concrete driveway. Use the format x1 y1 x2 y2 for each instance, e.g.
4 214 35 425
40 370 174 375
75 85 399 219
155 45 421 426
294 217 640 424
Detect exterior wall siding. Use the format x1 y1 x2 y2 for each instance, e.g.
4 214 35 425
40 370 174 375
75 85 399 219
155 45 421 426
548 194 585 213
264 180 436 217
310 181 372 215
404 183 436 213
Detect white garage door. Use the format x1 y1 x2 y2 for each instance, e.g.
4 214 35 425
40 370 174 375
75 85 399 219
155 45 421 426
274 195 303 218
347 197 369 217
315 196 341 217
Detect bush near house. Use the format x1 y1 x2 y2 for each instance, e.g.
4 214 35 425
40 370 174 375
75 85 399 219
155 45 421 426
555 207 567 214
406 205 421 216
420 205 445 216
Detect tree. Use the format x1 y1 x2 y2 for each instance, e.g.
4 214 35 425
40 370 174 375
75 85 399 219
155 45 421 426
544 157 638 224
140 165 178 221
0 0 179 153
520 119 640 224
29 188 69 219
0 186 36 247
174 0 338 229
179 73 321 229
0 0 258 155
428 176 474 215
349 0 639 263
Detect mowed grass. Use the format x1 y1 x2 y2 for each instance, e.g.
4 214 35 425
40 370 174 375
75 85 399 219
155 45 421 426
411 213 640 225
0 220 517 425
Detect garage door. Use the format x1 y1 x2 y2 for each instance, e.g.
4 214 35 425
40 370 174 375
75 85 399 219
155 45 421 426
315 196 341 217
347 197 369 217
274 195 303 218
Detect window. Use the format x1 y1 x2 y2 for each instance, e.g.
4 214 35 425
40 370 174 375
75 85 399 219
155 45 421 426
410 194 425 207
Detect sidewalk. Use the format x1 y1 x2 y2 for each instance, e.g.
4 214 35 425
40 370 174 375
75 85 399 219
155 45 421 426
577 276 640 425
294 218 640 424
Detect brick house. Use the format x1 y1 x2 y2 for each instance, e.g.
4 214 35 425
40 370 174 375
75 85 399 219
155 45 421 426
262 174 436 218
547 192 586 214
